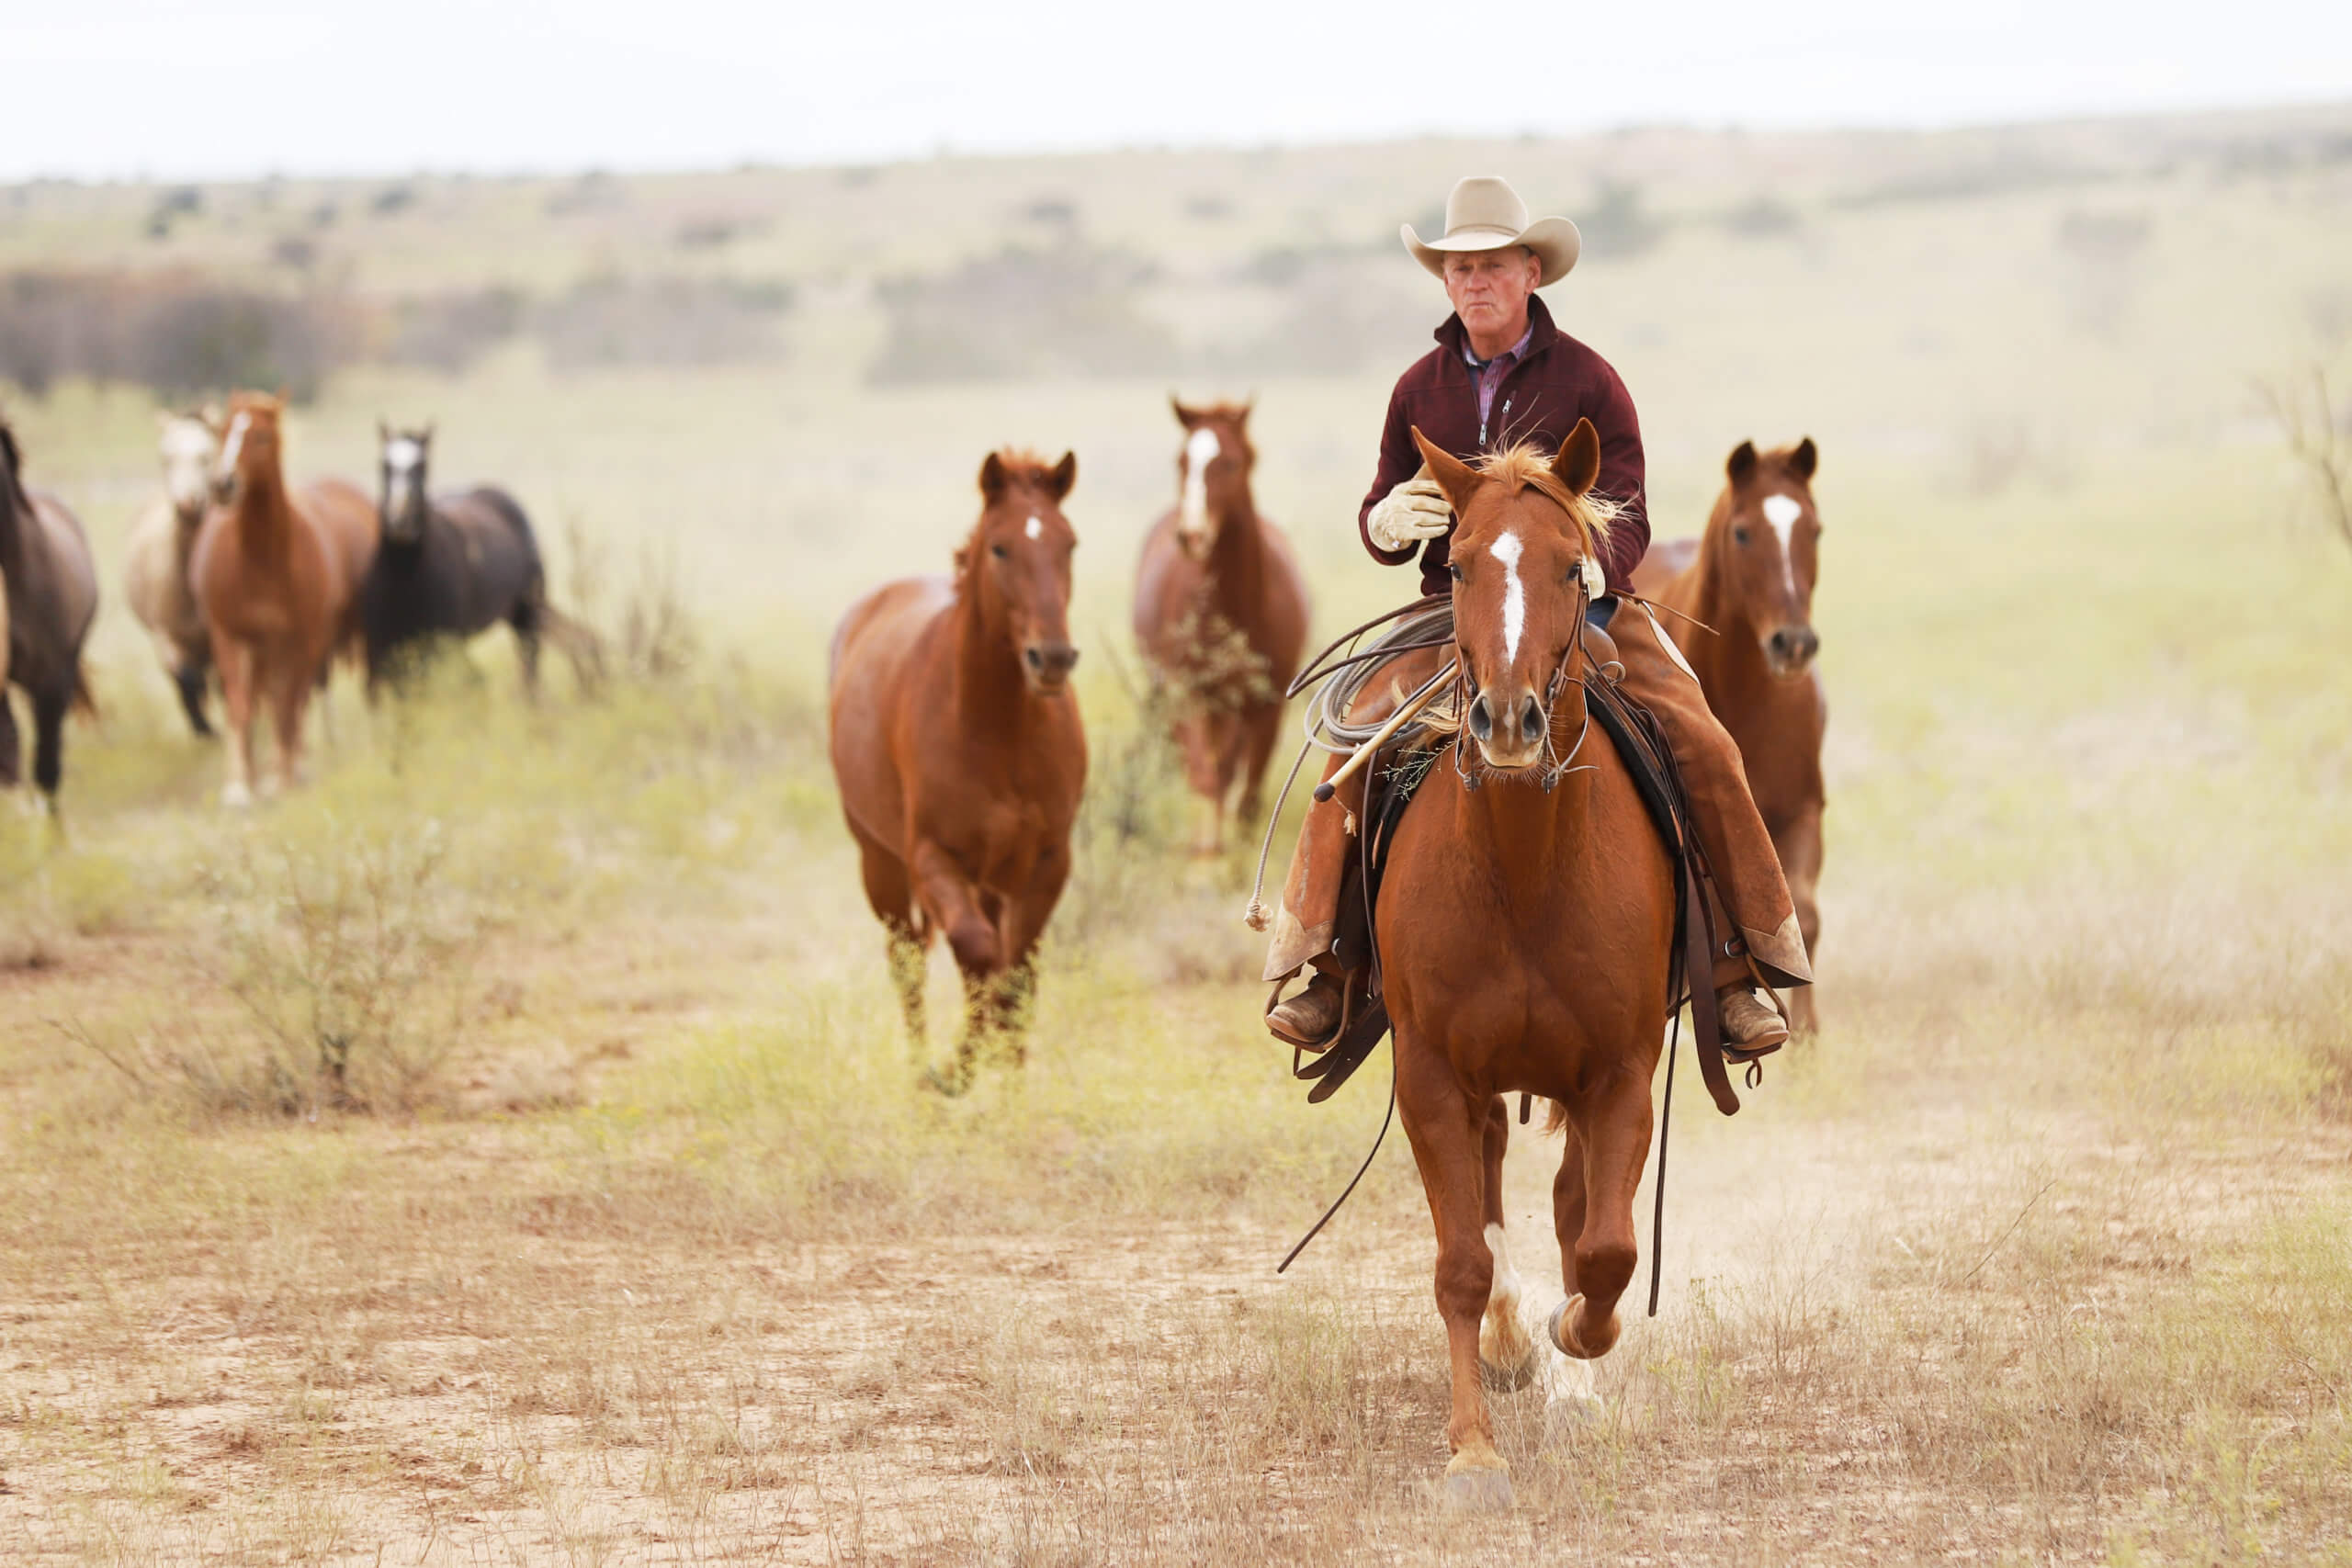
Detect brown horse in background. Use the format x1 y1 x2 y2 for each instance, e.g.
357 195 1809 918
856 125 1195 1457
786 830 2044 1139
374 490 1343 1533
829 449 1087 1096
190 392 379 806
1634 438 1826 1032
0 415 99 810
1132 399 1309 854
1375 423 1679 1510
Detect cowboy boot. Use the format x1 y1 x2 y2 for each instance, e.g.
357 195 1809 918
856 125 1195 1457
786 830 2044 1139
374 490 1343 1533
1267 969 1351 1050
1716 987 1791 1059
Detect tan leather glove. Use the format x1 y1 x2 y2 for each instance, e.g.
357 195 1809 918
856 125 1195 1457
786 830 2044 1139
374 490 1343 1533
1365 474 1453 553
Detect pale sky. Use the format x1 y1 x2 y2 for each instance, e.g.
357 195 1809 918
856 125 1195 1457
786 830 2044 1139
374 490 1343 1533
6 0 2349 182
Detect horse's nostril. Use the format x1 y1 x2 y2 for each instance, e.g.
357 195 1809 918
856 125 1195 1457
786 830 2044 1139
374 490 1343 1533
1520 696 1544 744
1467 695 1493 741
1025 648 1044 669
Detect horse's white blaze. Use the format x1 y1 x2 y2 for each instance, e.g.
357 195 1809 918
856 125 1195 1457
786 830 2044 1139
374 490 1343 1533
1180 425 1219 536
1024 514 1043 540
384 437 423 474
1490 531 1526 663
218 412 249 479
1762 492 1803 597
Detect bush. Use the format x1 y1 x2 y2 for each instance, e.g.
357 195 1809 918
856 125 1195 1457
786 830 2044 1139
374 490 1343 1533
535 276 792 370
0 270 355 402
868 244 1177 384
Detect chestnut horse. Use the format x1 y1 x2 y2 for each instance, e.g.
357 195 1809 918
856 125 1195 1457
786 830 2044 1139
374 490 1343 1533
829 450 1087 1096
1132 399 1309 854
1 415 99 809
1376 423 1679 1510
123 410 223 736
1633 439 1825 1032
190 393 379 806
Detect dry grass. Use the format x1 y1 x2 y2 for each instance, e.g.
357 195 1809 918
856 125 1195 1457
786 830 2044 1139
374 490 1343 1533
4 115 2352 1562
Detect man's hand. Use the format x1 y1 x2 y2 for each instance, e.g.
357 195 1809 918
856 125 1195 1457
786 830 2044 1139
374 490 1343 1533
1366 475 1453 552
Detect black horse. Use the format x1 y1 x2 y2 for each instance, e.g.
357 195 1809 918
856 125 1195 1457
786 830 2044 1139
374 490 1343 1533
1 415 98 808
363 424 599 695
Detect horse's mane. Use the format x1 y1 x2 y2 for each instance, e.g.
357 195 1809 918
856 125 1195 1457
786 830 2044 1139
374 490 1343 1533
0 413 28 525
1474 443 1618 560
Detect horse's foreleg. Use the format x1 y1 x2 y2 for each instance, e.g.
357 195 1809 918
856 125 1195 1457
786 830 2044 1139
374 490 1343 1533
269 664 310 794
1550 1073 1655 1361
852 829 930 1049
0 695 19 788
1397 1043 1512 1509
175 660 214 739
29 688 66 807
910 840 999 1095
1775 802 1826 1035
511 600 544 703
1234 703 1282 829
1476 1098 1540 1388
986 847 1070 1066
215 639 257 807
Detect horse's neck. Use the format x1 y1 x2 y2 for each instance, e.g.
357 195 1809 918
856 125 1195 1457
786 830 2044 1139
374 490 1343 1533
948 586 1034 731
235 464 298 557
1687 525 1765 691
1204 499 1267 603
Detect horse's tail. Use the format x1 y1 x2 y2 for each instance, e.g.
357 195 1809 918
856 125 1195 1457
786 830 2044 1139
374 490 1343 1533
537 601 607 694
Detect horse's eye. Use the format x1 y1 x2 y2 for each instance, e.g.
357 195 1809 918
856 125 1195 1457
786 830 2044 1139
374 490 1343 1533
989 544 1009 559
1448 563 1464 582
1733 527 1751 546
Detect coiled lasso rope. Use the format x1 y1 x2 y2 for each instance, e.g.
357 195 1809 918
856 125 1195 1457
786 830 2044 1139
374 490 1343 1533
1242 600 1458 931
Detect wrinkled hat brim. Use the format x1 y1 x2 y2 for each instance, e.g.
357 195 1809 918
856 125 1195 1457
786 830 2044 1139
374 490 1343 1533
1401 215 1581 288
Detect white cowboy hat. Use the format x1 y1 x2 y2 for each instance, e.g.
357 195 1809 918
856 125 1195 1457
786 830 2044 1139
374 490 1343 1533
1401 175 1581 288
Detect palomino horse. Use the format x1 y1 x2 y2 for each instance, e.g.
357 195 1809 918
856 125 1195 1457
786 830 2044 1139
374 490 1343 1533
1132 399 1309 854
829 450 1087 1095
364 423 601 695
189 392 379 806
1633 439 1825 1032
1376 422 1679 1510
123 410 224 735
0 415 99 809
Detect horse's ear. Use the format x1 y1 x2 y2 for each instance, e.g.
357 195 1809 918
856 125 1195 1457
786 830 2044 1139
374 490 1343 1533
1409 427 1481 515
200 403 224 433
1047 450 1077 501
377 419 390 445
1170 394 1201 429
1787 436 1817 481
1553 418 1601 497
422 422 435 444
1238 395 1256 425
1725 440 1758 486
978 450 1009 501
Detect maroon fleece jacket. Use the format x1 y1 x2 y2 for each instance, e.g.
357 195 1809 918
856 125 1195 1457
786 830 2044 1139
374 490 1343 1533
1356 295 1649 593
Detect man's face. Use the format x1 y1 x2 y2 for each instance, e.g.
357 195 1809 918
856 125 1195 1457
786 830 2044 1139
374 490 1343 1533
1442 247 1541 336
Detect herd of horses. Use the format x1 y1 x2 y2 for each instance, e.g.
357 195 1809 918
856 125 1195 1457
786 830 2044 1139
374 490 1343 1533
826 398 1826 1505
1 396 594 810
6 385 1828 1510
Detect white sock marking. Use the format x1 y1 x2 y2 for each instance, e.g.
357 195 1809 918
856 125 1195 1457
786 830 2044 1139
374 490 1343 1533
1490 531 1525 663
1024 514 1043 540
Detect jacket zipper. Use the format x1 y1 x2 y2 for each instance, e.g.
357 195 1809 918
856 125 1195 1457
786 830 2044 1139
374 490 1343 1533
1481 395 1512 450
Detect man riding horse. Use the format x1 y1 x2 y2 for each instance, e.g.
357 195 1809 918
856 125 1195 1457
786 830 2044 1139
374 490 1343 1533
1263 175 1810 1057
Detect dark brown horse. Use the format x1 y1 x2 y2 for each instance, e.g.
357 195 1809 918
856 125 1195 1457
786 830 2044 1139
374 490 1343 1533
1133 399 1310 854
189 392 379 806
828 449 1087 1095
0 415 98 809
1633 439 1825 1032
1375 423 1679 1509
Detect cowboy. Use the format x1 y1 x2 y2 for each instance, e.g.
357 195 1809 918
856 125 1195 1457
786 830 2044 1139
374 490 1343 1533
1262 175 1810 1055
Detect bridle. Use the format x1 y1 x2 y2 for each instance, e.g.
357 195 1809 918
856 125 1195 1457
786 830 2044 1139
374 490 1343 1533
1453 575 1599 795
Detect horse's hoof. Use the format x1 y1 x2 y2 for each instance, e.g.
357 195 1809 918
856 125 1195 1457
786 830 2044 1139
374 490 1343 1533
1441 1461 1513 1513
918 1066 971 1099
220 782 254 810
1548 1295 1619 1359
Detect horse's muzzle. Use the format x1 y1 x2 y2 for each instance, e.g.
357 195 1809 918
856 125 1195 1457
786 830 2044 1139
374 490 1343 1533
1466 688 1546 769
1023 641 1080 693
1763 625 1820 678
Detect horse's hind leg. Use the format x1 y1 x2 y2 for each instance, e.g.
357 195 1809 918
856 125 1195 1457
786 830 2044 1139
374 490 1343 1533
0 694 19 789
511 599 544 702
29 687 67 809
1775 802 1826 1035
1549 1074 1654 1362
1396 1040 1512 1509
175 661 214 739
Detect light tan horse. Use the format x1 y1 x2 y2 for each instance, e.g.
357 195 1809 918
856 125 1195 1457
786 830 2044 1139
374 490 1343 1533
1633 438 1826 1031
123 410 223 736
1375 423 1681 1510
189 393 378 806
